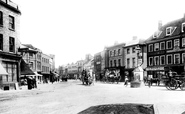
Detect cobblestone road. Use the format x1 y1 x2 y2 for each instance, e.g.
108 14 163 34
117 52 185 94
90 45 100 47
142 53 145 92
0 80 185 114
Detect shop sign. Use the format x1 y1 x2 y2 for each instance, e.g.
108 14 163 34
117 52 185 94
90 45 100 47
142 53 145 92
148 50 166 55
146 67 164 71
167 47 185 53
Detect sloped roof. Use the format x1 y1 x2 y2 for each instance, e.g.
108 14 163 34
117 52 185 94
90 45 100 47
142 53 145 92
145 17 184 43
125 38 145 47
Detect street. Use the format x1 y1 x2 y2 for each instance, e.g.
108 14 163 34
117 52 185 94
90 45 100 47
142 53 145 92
0 80 185 114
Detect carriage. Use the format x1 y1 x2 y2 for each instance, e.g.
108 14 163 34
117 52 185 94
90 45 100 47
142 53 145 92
80 70 94 86
103 68 121 84
162 74 185 90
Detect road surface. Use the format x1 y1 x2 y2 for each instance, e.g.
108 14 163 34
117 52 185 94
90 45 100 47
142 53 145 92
0 80 185 114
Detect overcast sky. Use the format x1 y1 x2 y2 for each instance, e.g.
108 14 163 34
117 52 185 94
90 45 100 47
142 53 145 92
12 0 185 67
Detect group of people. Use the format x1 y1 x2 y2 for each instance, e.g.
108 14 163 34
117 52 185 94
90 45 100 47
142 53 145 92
27 76 37 90
81 69 95 85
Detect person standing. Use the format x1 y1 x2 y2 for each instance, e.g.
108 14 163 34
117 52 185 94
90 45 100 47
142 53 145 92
124 76 129 86
148 75 152 88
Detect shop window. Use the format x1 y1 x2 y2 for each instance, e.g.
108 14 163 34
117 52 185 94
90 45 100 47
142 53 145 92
160 42 165 50
148 44 153 52
174 54 180 64
0 34 3 51
154 43 159 51
160 55 165 65
182 53 185 64
149 57 153 66
154 56 159 65
174 39 179 47
167 55 172 64
182 22 185 32
182 38 185 47
166 40 172 49
0 11 3 26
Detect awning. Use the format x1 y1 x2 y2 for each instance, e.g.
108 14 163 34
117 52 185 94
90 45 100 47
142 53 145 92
0 62 8 75
34 72 42 76
20 59 35 75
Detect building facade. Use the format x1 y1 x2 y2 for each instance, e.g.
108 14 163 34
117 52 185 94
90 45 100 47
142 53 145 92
124 37 147 81
19 44 43 83
94 52 102 80
145 15 185 80
41 53 51 83
0 0 21 90
67 63 78 79
105 42 126 81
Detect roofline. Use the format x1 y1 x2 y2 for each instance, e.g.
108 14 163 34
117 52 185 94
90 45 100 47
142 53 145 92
106 42 126 49
0 0 21 14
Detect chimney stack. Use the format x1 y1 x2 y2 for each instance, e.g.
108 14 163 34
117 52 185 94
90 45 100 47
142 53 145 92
158 20 162 30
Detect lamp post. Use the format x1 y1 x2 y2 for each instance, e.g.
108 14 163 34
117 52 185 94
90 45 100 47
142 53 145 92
130 45 144 88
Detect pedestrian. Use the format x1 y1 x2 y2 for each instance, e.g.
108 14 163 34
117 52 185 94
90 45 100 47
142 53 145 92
124 76 129 86
27 76 32 90
148 75 152 88
33 77 37 88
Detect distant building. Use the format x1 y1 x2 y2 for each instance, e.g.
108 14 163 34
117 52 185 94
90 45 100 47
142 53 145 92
41 53 51 83
19 44 43 83
94 52 102 80
0 0 21 90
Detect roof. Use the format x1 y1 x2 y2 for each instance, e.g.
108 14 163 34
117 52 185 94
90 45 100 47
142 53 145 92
125 38 145 47
145 17 184 43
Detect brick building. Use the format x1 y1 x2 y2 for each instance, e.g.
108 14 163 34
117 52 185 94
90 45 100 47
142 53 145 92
105 42 126 81
0 0 21 90
145 15 185 80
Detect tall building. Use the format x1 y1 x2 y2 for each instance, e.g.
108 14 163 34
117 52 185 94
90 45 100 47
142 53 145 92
145 14 185 80
0 0 21 90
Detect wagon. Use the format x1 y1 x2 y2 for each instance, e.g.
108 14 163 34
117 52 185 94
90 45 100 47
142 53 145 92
162 75 185 90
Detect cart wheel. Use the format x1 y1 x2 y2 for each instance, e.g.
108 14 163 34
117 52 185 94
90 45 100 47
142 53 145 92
180 82 185 91
169 80 178 90
165 82 171 90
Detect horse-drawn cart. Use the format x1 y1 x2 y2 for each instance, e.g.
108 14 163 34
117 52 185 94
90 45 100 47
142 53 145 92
162 75 185 90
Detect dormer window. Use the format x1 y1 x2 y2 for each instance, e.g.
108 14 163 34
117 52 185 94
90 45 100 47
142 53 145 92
166 27 172 36
153 31 162 38
182 22 185 32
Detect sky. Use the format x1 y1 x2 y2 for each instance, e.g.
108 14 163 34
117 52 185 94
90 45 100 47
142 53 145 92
12 0 185 68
